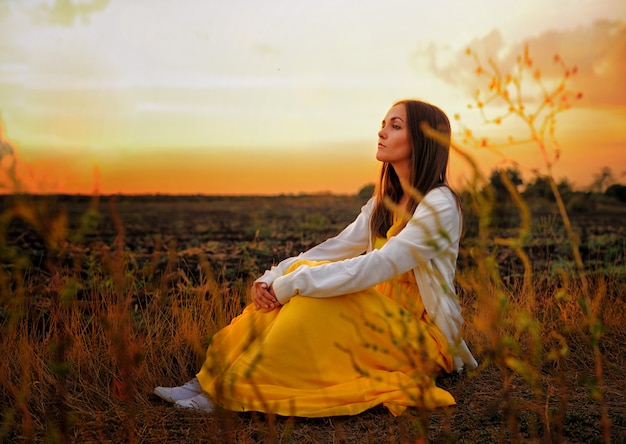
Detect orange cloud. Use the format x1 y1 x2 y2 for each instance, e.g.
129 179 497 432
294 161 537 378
514 20 626 107
421 20 626 107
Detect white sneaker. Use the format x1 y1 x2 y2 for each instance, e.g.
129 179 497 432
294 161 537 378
175 393 215 413
154 378 203 403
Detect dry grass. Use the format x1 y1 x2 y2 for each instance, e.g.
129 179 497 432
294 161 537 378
1 193 625 443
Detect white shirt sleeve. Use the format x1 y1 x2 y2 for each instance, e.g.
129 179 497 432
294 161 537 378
271 189 460 304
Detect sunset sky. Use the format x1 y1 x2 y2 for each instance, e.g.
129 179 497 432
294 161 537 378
1 0 625 195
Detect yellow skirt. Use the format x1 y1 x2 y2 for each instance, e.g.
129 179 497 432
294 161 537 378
196 260 454 417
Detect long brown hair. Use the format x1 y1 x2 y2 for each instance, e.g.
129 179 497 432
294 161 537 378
370 99 457 239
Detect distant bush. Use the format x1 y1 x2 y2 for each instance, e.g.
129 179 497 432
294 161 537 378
523 175 572 203
566 192 598 213
357 183 375 200
486 167 523 228
605 183 626 203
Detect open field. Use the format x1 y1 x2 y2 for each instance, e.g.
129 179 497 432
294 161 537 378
1 193 625 443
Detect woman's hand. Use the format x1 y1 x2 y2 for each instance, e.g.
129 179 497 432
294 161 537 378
252 282 281 312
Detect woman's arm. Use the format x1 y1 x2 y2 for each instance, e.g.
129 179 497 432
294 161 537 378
271 188 460 304
254 197 374 287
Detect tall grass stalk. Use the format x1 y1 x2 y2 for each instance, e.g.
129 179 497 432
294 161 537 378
456 44 612 442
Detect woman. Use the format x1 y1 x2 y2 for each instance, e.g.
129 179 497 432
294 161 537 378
154 99 477 417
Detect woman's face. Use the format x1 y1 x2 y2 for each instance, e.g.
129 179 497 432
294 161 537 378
376 103 412 176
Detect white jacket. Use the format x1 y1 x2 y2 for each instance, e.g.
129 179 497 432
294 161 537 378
255 187 478 372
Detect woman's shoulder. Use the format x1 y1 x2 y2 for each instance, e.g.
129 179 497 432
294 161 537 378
413 187 461 223
362 196 377 212
422 185 457 206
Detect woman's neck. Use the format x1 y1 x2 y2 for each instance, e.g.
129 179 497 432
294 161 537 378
389 163 411 212
392 161 410 186
398 194 411 213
